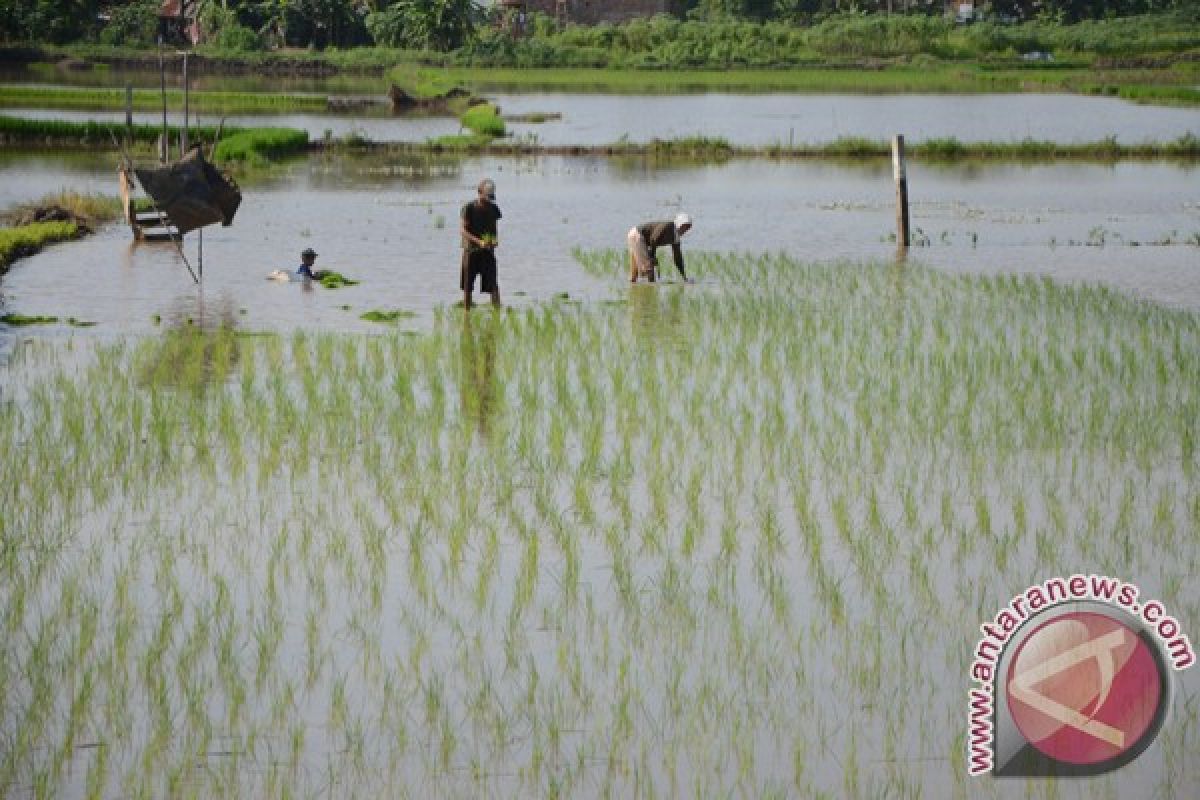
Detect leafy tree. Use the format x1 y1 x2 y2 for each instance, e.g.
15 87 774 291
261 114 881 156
1 0 99 43
366 0 481 50
99 0 159 47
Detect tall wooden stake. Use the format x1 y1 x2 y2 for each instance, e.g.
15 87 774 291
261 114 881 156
158 39 167 163
124 83 133 144
892 134 910 249
181 52 189 156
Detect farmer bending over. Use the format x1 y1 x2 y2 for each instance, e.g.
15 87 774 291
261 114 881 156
461 178 502 309
627 213 692 284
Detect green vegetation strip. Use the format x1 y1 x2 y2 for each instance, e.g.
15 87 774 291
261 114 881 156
0 114 232 145
371 133 1200 162
0 86 327 114
0 313 58 326
360 309 415 323
1 252 1197 796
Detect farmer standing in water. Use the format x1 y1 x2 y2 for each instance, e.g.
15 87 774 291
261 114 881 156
460 178 502 309
627 213 693 284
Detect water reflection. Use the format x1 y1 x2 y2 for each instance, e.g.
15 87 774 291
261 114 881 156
459 311 501 438
630 284 687 354
136 312 243 393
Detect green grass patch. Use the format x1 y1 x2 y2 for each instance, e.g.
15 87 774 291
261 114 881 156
359 309 415 323
1111 84 1200 107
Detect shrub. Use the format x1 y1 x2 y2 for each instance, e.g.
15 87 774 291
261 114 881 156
215 24 262 53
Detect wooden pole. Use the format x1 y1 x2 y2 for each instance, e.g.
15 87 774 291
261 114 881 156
181 52 189 156
124 83 133 144
892 134 910 249
158 40 168 163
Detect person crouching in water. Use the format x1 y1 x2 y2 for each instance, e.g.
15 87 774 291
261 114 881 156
627 213 692 284
297 247 319 279
461 179 502 309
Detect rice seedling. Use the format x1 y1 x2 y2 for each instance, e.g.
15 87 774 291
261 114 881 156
360 309 416 324
460 103 506 139
1 250 1197 797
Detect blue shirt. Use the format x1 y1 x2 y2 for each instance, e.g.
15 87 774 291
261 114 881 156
297 264 314 278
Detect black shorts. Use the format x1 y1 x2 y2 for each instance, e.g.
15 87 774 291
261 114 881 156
460 249 498 293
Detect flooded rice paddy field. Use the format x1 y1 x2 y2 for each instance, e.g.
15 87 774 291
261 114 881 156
4 90 1199 146
2 91 1200 795
0 152 1198 339
2 250 1199 797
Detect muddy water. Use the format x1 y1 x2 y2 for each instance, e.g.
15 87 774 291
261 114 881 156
4 90 1199 146
1 153 1198 338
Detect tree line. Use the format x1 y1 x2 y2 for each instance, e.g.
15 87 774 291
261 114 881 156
1 0 1196 51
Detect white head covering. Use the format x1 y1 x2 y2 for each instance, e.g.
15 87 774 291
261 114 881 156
674 213 692 234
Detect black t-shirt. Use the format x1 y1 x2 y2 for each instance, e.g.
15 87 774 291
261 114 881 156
461 200 502 251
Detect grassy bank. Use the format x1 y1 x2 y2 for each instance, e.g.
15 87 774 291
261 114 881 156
0 220 80 274
1 253 1197 796
0 190 123 277
0 85 328 114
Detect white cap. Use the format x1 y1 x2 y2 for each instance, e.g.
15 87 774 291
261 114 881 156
675 212 692 233
478 178 497 201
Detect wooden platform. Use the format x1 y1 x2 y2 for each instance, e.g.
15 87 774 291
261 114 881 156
132 210 180 242
120 167 180 243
